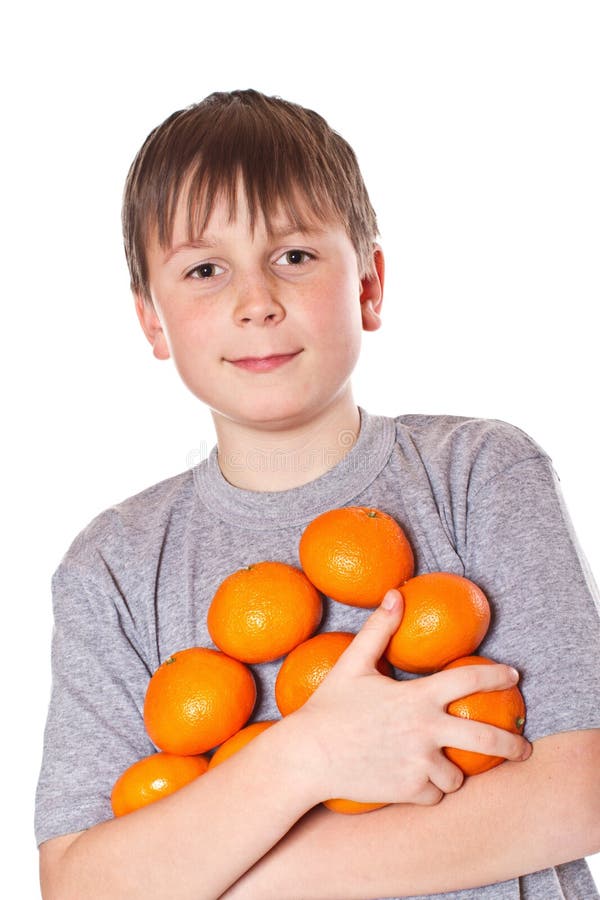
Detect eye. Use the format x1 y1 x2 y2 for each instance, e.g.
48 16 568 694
274 250 315 267
187 262 225 279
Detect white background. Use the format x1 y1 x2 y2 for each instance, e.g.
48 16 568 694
3 1 598 895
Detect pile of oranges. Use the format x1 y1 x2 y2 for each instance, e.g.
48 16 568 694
110 506 526 819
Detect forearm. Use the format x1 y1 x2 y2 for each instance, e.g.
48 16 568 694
224 730 600 900
47 716 319 900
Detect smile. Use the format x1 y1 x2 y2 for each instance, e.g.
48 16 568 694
227 351 303 372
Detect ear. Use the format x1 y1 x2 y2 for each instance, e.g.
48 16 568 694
133 291 171 361
360 244 384 333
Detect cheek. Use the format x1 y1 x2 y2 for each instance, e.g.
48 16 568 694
167 307 219 354
309 284 363 356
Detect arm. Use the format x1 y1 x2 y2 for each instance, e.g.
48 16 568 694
40 713 317 900
222 727 600 900
36 557 319 899
224 442 600 899
40 592 529 899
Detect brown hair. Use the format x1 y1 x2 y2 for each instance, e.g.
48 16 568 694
122 89 379 302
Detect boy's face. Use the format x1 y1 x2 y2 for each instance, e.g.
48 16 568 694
135 183 384 431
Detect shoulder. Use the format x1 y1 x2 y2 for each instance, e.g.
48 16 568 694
393 412 552 497
54 467 196 579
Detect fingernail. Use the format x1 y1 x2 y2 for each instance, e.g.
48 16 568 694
520 743 532 761
509 667 520 682
381 590 398 610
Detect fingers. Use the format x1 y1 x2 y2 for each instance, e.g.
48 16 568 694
431 663 521 706
442 717 532 762
332 589 404 675
410 780 445 806
427 755 465 795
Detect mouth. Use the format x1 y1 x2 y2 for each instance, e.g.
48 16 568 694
226 350 303 372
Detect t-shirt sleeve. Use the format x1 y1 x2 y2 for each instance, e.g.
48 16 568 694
34 559 156 847
465 453 600 742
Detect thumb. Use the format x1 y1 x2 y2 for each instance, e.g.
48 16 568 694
334 588 404 675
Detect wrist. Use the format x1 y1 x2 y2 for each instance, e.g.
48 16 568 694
270 710 328 809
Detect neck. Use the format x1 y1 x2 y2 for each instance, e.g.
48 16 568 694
211 392 361 492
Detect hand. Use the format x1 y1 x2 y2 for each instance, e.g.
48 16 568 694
293 589 532 807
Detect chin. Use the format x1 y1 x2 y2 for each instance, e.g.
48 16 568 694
216 394 319 431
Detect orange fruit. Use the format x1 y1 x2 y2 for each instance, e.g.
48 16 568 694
323 797 387 815
144 647 256 755
207 561 323 663
275 631 393 716
298 506 414 608
384 572 490 673
443 655 526 775
208 721 276 768
110 751 209 817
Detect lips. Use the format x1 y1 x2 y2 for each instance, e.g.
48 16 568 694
227 350 302 372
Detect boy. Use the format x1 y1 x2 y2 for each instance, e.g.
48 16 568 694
36 89 600 899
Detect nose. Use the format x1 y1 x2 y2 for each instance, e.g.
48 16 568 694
233 274 285 326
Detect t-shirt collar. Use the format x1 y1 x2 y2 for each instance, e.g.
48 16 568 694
192 406 397 529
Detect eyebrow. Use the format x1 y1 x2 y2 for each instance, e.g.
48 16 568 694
163 224 327 263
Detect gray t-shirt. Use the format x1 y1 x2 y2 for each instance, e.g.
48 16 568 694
35 407 600 899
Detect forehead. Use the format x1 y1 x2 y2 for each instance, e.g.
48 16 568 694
155 172 343 249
